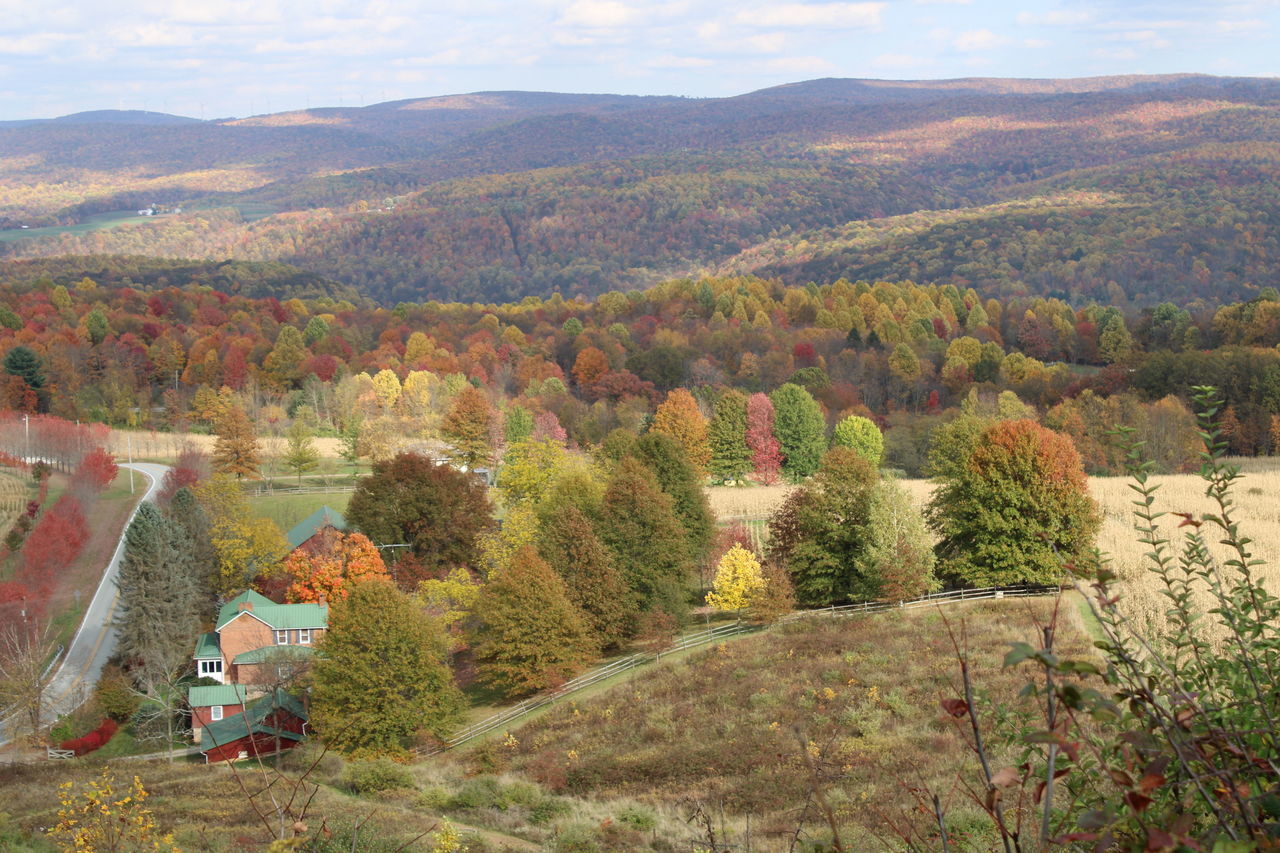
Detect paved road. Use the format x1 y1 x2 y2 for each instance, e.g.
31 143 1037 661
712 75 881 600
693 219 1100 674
0 462 169 748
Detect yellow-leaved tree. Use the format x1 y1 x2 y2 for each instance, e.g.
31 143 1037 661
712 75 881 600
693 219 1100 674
194 474 288 597
706 544 766 617
49 769 180 852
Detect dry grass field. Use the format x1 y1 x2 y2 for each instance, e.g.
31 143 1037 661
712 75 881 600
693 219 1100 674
708 457 1280 645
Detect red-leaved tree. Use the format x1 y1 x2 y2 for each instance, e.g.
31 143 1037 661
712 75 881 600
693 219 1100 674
157 445 209 506
745 392 783 485
73 447 118 505
19 495 89 595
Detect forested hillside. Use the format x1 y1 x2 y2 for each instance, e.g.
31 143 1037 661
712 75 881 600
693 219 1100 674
5 75 1280 304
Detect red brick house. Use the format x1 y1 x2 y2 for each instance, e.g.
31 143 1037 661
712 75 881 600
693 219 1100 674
192 590 327 687
188 590 326 760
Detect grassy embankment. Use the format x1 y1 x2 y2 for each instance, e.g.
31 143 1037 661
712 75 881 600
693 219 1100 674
0 469 141 649
443 598 1089 851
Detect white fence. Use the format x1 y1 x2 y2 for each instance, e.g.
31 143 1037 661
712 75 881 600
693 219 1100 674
417 584 1058 757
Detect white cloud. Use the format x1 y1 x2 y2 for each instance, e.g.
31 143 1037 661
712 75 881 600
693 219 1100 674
736 3 884 29
953 29 1008 51
1023 38 1050 48
745 32 789 52
558 0 640 27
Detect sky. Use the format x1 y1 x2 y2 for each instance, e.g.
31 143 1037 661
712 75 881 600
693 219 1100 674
1 0 1278 120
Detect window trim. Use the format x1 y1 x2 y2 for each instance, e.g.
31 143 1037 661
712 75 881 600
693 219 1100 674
298 628 311 645
210 705 223 721
199 659 223 676
276 630 289 645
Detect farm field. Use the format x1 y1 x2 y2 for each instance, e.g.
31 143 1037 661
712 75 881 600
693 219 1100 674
708 457 1280 647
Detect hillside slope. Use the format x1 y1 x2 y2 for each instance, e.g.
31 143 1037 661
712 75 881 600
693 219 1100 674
5 75 1280 304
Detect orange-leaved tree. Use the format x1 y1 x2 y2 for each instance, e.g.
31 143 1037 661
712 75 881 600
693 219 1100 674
927 418 1098 587
650 388 711 476
284 528 389 603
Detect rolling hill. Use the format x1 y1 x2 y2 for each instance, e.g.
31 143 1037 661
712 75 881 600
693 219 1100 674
4 75 1280 305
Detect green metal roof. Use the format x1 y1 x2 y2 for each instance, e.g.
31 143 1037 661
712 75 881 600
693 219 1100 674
216 591 327 632
188 684 249 707
286 505 346 550
215 590 276 629
232 644 316 665
193 632 221 659
200 689 309 750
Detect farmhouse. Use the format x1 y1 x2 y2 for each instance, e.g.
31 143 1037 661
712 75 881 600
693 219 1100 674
188 590 325 760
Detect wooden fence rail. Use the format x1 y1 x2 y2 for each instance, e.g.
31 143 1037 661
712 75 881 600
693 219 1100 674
416 584 1058 757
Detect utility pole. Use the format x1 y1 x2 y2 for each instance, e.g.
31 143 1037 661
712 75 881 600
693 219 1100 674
22 413 29 461
127 434 135 494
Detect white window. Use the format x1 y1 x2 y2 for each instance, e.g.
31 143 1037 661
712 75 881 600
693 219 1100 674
199 659 223 676
298 629 311 645
276 630 289 645
211 705 223 721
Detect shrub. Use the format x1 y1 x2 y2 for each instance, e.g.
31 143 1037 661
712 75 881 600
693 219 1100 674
615 804 657 832
529 798 573 825
342 759 415 794
552 822 603 853
93 667 141 721
451 776 507 811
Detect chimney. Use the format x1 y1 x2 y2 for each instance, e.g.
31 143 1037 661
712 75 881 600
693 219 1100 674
238 601 253 612
317 594 327 607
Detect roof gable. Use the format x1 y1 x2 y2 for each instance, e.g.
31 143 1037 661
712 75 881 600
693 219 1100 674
215 592 328 632
193 632 221 659
286 505 347 550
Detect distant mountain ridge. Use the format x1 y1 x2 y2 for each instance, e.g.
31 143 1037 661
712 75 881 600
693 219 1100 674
4 74 1280 306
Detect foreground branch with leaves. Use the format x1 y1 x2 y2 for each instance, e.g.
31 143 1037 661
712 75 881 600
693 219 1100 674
918 387 1280 852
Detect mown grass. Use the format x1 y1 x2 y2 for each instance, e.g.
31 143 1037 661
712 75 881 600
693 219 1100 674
247 492 352 533
459 599 1092 851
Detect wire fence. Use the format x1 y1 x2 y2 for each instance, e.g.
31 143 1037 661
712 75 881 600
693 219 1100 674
416 584 1059 757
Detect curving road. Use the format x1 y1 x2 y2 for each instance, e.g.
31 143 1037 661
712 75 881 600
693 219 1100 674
0 462 169 748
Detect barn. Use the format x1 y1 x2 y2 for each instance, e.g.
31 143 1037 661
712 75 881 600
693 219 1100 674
199 689 309 763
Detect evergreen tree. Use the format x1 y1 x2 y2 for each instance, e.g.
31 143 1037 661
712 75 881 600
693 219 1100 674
283 420 320 484
708 389 751 483
302 315 330 345
167 487 216 607
115 503 201 678
263 325 307 388
629 431 716 565
597 457 691 617
441 386 495 470
650 388 711 475
472 545 598 698
212 406 260 479
537 503 635 649
769 383 827 480
311 580 463 755
3 345 45 407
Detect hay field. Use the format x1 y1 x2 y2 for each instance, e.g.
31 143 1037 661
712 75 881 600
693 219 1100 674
707 459 1280 642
